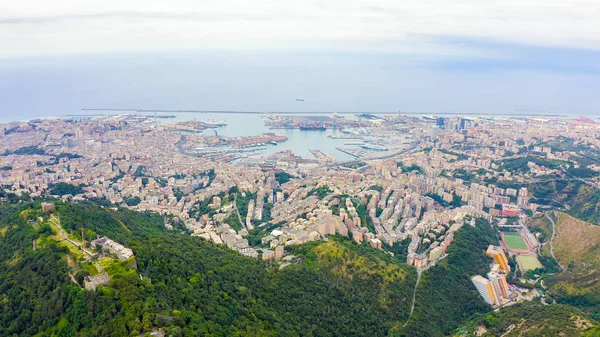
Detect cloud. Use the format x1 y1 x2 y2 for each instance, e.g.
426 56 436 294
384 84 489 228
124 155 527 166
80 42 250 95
1 0 600 57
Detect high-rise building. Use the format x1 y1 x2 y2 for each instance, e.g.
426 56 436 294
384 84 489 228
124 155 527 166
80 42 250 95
486 245 510 274
436 117 445 127
406 252 416 265
517 187 530 207
429 246 443 262
471 275 499 305
429 126 440 140
414 253 428 268
487 271 510 300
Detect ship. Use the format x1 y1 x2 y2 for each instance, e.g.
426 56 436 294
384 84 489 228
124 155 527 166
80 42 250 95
299 124 326 131
361 144 388 151
202 120 227 127
359 113 378 120
148 114 176 119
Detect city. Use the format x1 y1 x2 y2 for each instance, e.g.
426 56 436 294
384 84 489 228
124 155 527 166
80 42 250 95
3 113 600 290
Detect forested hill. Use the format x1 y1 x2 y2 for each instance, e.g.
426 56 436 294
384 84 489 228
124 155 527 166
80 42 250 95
0 200 416 337
392 219 499 337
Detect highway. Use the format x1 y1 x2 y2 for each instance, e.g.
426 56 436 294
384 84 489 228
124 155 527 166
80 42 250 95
327 142 420 168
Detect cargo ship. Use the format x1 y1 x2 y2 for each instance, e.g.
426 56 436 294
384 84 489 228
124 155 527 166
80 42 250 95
299 124 326 131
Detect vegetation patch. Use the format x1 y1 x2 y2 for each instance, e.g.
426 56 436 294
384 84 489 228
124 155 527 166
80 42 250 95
48 182 85 196
454 302 599 337
542 212 600 318
552 212 600 272
274 171 294 185
497 156 568 173
306 185 332 199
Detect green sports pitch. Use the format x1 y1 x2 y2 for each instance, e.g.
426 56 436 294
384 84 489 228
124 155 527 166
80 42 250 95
517 255 543 271
502 232 530 251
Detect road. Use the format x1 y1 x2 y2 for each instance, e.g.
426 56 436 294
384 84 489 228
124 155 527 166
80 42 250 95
545 211 566 272
49 216 96 257
326 142 419 168
232 194 246 230
403 270 422 327
402 252 449 327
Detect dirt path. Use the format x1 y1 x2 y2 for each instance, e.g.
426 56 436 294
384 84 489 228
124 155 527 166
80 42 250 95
545 211 566 272
68 272 82 288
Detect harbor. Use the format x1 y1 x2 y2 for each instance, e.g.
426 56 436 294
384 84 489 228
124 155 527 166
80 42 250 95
262 114 368 130
147 112 411 162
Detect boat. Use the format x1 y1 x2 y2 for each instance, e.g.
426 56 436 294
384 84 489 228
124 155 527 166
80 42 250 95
270 141 278 145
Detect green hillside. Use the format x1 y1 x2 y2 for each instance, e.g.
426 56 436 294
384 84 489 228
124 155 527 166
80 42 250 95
0 200 416 337
454 302 599 337
2 199 596 337
527 180 600 225
391 218 500 337
542 212 600 319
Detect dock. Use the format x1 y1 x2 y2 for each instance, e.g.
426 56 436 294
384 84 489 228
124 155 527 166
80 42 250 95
309 149 337 163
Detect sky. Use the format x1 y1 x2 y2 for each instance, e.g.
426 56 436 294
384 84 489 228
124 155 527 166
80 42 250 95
1 0 600 120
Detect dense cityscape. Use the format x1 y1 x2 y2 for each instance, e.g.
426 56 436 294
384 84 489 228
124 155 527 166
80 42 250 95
3 0 600 335
2 112 600 336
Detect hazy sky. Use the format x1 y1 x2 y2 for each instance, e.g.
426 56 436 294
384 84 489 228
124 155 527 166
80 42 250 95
1 0 599 120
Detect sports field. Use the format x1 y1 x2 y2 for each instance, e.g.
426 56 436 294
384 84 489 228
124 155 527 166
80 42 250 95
517 255 543 271
502 232 530 251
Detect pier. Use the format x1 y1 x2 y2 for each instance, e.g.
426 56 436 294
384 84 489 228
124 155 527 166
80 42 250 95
309 149 337 163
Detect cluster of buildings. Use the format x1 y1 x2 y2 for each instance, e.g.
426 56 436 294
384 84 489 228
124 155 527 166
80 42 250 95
406 231 454 268
91 237 134 261
471 245 513 306
3 113 600 268
192 222 260 259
